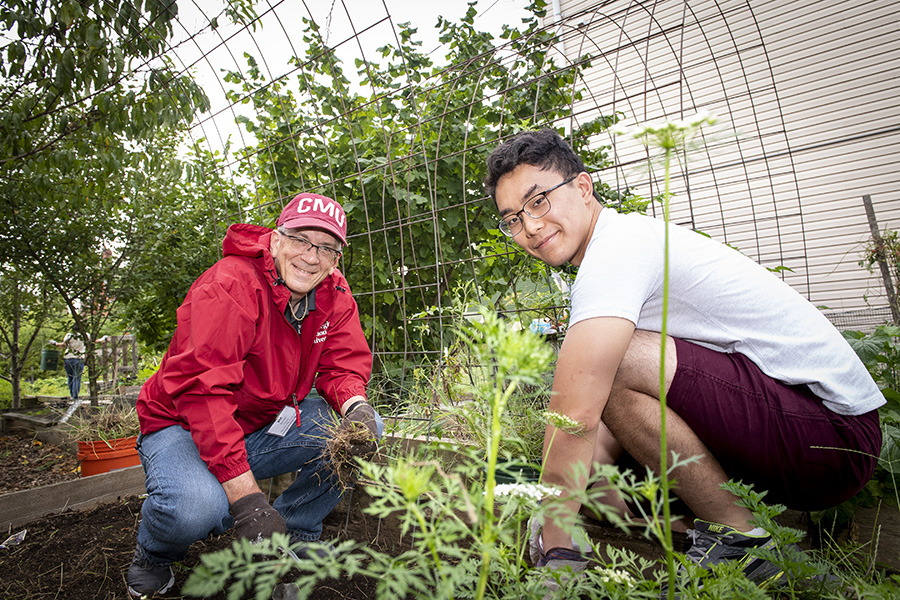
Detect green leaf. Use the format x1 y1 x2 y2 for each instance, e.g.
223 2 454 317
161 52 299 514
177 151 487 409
58 3 73 28
881 423 900 474
62 48 76 77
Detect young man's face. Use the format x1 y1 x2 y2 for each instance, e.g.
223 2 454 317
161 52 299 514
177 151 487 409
269 228 341 300
494 164 597 267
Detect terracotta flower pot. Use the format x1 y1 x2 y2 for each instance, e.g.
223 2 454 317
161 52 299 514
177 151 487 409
76 435 140 477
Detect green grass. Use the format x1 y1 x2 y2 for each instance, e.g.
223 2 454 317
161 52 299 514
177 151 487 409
0 379 11 409
0 375 75 410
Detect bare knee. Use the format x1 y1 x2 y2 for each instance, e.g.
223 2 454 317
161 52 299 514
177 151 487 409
605 330 676 422
612 330 675 392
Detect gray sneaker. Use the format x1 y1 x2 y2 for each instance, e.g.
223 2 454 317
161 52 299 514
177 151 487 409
683 520 787 586
534 545 596 599
126 549 175 599
526 516 585 566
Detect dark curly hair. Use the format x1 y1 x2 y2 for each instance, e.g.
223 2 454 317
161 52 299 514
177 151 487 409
483 129 590 202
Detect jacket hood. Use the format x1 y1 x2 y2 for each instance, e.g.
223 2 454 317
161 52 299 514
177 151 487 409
222 223 273 258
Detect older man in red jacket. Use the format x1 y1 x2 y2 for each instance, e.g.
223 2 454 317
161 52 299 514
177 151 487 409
127 193 381 599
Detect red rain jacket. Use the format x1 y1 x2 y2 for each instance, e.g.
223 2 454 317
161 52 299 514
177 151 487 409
136 223 372 483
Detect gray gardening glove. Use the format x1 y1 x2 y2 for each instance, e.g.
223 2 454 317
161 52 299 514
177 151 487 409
230 492 286 543
341 401 378 460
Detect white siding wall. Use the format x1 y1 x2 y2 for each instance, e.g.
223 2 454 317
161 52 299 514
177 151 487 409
550 0 899 323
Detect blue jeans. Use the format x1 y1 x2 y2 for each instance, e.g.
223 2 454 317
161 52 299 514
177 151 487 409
134 394 383 565
63 358 84 399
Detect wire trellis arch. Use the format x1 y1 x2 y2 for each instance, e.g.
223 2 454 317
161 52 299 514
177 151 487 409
138 0 898 415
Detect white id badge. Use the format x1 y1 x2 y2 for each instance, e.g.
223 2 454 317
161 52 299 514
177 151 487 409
267 405 298 437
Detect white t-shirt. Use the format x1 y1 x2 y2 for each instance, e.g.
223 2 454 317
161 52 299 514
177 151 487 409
569 208 884 416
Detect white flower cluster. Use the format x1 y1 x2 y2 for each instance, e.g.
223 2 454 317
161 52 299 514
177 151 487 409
492 482 561 503
543 410 583 433
593 567 637 586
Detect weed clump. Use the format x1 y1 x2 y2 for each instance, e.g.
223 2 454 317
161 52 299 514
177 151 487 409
64 403 140 443
319 417 377 490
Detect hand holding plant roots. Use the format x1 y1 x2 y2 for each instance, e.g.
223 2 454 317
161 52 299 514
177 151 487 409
341 402 378 459
321 402 379 489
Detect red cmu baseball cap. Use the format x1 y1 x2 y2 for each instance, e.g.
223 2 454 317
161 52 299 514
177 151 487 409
276 193 348 246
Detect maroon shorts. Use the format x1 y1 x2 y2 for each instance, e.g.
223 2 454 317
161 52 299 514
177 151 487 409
665 337 881 511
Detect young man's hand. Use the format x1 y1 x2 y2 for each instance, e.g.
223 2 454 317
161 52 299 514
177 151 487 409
230 492 286 543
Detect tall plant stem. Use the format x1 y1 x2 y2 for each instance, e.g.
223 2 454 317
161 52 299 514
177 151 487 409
538 428 560 484
411 503 450 597
475 378 518 600
660 147 676 597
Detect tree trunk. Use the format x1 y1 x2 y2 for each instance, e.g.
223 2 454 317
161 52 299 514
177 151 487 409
84 338 100 406
10 368 21 410
8 308 21 409
1 282 50 409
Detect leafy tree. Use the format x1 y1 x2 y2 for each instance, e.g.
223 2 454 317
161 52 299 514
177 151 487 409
0 265 61 408
0 0 208 165
116 143 246 352
0 0 245 401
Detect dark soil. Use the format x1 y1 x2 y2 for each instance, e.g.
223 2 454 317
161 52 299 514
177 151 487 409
0 428 381 599
0 494 379 600
0 427 678 600
0 429 80 493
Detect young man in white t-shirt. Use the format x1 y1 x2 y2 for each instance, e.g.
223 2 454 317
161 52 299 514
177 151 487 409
484 129 883 585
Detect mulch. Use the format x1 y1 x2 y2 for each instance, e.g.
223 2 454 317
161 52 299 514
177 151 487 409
0 429 81 494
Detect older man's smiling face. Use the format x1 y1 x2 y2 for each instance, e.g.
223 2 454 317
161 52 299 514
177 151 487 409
270 228 341 300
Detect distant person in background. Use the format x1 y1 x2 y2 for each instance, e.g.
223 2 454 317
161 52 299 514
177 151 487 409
54 330 85 400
